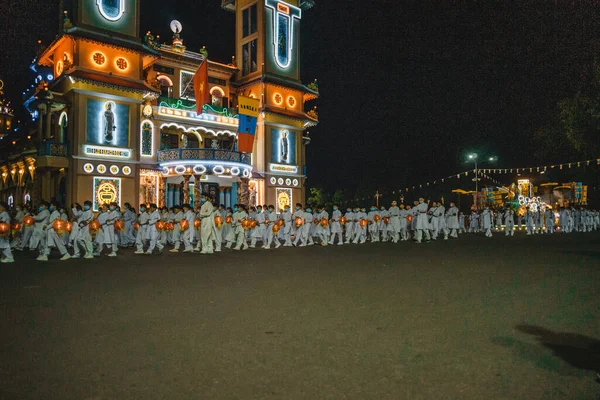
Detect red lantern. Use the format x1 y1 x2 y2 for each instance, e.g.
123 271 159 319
273 224 281 233
65 222 73 233
166 222 174 231
295 217 303 228
383 217 390 225
0 222 10 236
339 216 347 225
250 220 258 229
180 219 190 231
407 215 413 222
23 216 34 226
225 216 233 224
114 219 125 232
11 222 21 231
156 220 165 231
215 215 223 228
241 219 250 230
194 219 200 229
313 219 320 226
133 222 140 231
277 219 284 227
89 220 101 233
374 215 381 223
53 219 65 233
359 219 368 228
320 218 328 227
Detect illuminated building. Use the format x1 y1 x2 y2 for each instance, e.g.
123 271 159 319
4 0 318 210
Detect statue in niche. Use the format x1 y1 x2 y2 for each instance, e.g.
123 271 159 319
103 102 116 143
280 130 289 163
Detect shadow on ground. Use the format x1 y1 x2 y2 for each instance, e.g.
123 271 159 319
492 324 600 376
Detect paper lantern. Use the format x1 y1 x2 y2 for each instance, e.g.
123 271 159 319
277 219 284 227
374 215 381 223
250 220 258 228
165 222 174 231
65 222 72 233
215 215 223 228
180 219 190 231
339 216 346 225
407 215 413 222
133 222 140 231
320 218 328 227
53 219 65 233
23 216 34 226
383 217 390 224
241 219 250 230
225 216 233 224
313 219 320 226
272 224 281 233
0 222 10 236
89 220 101 233
359 219 368 228
114 219 125 232
156 220 165 231
194 219 200 229
295 217 303 228
11 222 21 231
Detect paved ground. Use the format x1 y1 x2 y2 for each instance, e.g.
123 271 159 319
1 232 599 400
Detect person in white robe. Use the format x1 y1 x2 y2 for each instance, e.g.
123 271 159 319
73 200 94 259
43 201 70 261
145 204 164 255
388 201 401 243
482 206 493 237
414 198 431 243
343 208 354 244
134 205 149 254
328 205 343 245
0 202 14 263
504 208 515 236
446 203 459 238
33 202 51 261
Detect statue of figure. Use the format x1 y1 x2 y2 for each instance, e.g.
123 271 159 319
280 130 289 163
211 140 219 149
248 181 257 207
181 134 188 149
103 102 116 142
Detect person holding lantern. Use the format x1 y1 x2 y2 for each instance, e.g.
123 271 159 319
233 204 249 251
197 196 215 254
10 204 25 250
388 201 401 243
263 205 278 249
168 205 184 253
343 207 354 244
180 204 195 252
280 204 293 247
316 205 329 246
328 204 343 246
504 208 515 236
482 206 493 238
102 203 119 257
73 200 95 259
145 204 164 255
352 207 367 244
134 204 149 254
291 204 304 245
446 202 460 238
42 200 70 261
33 202 51 261
250 205 265 249
399 205 410 241
378 206 389 242
367 206 379 243
93 204 108 256
17 205 35 251
223 207 235 249
121 203 136 247
414 198 431 244
296 207 314 247
0 202 14 263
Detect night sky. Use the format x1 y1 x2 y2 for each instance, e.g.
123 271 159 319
1 1 599 197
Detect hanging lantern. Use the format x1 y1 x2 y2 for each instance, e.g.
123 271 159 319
320 218 328 227
242 219 251 230
89 220 101 233
23 216 34 226
225 216 233 224
339 216 346 225
53 219 65 234
156 220 166 231
194 219 200 229
359 219 368 228
250 220 258 229
0 222 10 237
114 219 125 232
134 222 140 231
383 217 390 224
295 217 303 228
374 215 381 223
215 215 223 228
179 219 190 231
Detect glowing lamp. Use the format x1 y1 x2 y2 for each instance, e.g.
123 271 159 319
23 216 34 226
225 216 232 224
0 222 9 236
320 218 328 228
273 224 281 233
89 220 101 233
383 217 390 224
179 219 189 231
359 219 368 228
276 219 284 227
250 220 258 229
215 215 223 228
339 216 346 225
194 219 200 229
65 222 72 233
133 222 140 231
114 219 125 232
52 219 65 233
374 215 381 223
295 217 303 228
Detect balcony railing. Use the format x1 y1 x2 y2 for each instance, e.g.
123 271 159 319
157 148 251 165
38 141 68 157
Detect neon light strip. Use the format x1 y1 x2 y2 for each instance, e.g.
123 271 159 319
96 0 125 21
158 108 238 128
159 161 252 170
140 119 154 157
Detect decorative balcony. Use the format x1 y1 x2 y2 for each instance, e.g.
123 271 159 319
38 141 68 157
157 148 252 177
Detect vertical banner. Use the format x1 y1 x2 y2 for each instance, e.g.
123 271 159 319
193 58 210 115
237 96 260 153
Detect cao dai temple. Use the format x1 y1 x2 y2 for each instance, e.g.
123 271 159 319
1 0 318 211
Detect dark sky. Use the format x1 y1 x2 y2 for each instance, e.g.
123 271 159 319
1 0 599 195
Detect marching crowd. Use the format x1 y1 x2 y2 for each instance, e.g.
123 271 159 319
0 197 598 263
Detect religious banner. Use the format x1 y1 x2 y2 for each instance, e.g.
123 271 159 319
237 96 260 153
93 177 121 211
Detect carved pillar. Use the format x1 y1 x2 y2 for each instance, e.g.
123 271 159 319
239 177 250 207
182 175 190 205
31 168 43 206
193 175 202 209
159 177 166 206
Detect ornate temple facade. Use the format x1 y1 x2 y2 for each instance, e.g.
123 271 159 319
1 0 318 211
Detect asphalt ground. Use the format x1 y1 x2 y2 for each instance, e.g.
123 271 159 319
1 232 599 400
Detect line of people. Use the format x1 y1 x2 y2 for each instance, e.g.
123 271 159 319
3 197 599 263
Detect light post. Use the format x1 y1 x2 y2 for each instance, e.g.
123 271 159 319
467 153 497 209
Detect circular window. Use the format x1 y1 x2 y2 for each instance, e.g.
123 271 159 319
273 93 283 105
92 52 106 66
161 167 170 175
115 57 128 71
287 96 296 108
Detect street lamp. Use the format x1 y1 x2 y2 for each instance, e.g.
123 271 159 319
466 153 497 209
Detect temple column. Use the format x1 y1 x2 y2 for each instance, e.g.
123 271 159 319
238 178 249 208
31 168 43 206
45 110 53 140
159 177 166 206
182 175 190 204
194 175 202 209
